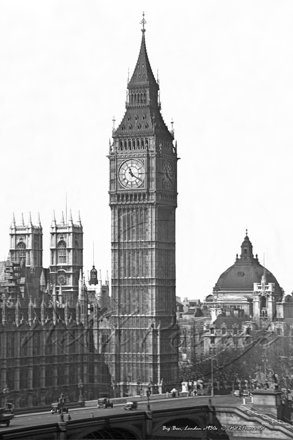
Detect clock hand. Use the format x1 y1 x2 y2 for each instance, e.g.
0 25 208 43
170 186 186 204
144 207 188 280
128 166 135 177
128 166 143 181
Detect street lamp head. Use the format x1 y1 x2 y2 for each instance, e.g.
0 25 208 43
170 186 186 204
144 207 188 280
3 384 9 394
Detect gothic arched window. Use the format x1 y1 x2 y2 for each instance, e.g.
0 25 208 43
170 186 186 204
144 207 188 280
57 241 66 264
17 241 26 264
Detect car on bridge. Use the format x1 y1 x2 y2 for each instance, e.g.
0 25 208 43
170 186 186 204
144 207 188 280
97 398 113 409
51 402 69 414
124 401 138 411
4 403 14 414
0 408 14 426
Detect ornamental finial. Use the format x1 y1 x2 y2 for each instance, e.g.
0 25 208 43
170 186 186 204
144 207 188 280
140 12 146 34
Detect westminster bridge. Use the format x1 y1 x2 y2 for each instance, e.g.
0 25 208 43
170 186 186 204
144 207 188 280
0 395 293 440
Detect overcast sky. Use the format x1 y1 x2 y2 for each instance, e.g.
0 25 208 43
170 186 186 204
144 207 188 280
1 1 293 300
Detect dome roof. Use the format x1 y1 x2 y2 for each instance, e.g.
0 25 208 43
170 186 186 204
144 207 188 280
214 232 282 296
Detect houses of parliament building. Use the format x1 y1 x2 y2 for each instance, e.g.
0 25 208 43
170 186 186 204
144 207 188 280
0 212 111 408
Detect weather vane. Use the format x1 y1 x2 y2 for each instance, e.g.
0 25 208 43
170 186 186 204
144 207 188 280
140 12 146 34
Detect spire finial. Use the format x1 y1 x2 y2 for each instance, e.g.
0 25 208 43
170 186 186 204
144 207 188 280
245 229 248 237
112 116 116 132
140 12 146 34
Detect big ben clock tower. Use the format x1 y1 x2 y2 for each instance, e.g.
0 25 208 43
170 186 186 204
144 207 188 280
108 15 179 396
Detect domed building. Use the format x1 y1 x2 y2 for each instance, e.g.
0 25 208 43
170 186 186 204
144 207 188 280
205 231 283 323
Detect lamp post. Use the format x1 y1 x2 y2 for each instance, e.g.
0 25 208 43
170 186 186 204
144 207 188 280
3 384 9 409
137 378 141 397
78 379 84 402
126 375 131 397
111 376 116 398
211 351 214 398
146 381 152 411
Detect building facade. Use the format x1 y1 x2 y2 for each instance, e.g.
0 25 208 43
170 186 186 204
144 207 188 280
107 19 179 395
205 231 283 324
199 232 293 389
0 215 111 408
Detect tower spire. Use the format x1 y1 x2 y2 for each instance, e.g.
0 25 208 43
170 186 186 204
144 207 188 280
114 15 172 142
127 18 157 90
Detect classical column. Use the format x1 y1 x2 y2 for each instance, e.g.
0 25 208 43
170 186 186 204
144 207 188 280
267 295 273 320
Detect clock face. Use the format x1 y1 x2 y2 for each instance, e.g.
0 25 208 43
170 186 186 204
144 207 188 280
119 159 145 189
58 275 66 285
162 161 174 189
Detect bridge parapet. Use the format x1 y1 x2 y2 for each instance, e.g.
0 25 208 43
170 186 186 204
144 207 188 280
215 404 293 439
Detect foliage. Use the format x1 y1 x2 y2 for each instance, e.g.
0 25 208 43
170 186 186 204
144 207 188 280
180 334 292 386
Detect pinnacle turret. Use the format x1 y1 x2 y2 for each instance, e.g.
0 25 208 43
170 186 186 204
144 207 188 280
51 211 56 226
11 213 16 228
